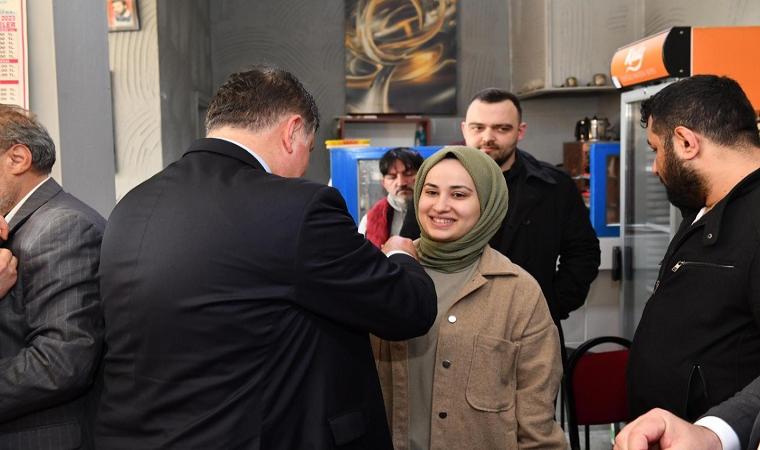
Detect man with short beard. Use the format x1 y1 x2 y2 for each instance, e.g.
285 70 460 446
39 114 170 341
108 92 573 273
626 75 760 430
359 147 423 248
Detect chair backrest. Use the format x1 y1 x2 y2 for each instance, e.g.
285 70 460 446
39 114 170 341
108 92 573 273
565 336 631 449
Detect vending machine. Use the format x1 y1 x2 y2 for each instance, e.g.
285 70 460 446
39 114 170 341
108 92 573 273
329 146 442 224
610 26 760 338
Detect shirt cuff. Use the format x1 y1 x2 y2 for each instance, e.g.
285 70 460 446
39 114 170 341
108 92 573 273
695 416 741 450
385 250 413 258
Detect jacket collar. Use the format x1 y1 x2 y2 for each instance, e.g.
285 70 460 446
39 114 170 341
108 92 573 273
699 166 760 246
183 138 266 172
456 246 520 300
7 178 62 232
516 149 557 185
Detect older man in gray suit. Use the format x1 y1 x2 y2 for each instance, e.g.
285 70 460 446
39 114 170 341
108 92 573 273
0 104 106 450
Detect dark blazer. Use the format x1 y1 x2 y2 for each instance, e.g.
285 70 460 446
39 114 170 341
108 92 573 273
707 375 760 449
0 178 106 450
94 139 437 449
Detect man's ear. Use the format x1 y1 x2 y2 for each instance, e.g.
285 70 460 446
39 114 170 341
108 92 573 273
673 126 700 160
517 122 527 141
281 115 304 155
6 144 33 175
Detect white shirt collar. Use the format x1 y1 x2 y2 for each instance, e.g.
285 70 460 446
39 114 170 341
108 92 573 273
5 176 51 224
212 137 272 173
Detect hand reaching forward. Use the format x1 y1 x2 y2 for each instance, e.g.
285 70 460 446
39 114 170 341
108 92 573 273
614 408 723 450
381 236 419 260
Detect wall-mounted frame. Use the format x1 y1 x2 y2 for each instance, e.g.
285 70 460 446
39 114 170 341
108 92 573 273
108 0 140 32
344 0 457 114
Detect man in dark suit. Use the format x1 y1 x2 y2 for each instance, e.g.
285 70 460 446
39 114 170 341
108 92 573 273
0 104 106 449
615 376 760 449
94 65 437 449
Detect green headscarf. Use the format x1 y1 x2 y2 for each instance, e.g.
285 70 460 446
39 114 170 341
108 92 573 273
414 146 508 273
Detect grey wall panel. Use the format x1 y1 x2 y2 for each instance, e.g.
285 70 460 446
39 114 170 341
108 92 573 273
645 0 760 34
210 0 512 183
211 0 345 182
158 0 213 165
27 0 116 217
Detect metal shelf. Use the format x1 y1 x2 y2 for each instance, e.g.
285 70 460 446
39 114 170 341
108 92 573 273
516 86 618 100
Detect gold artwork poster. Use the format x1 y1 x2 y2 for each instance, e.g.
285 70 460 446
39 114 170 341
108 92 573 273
345 0 457 114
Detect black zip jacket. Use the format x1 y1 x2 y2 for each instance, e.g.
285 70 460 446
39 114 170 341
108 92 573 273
628 167 760 421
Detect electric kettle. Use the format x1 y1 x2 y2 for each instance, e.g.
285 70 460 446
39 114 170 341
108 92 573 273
575 116 609 141
588 117 609 141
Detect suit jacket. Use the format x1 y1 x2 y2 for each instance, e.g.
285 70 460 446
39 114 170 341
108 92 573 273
0 178 106 450
94 139 437 449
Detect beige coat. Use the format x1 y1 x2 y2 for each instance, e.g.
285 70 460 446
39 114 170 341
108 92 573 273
373 246 567 449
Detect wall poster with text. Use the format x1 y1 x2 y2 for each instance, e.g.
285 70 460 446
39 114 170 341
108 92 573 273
345 0 457 114
0 0 27 109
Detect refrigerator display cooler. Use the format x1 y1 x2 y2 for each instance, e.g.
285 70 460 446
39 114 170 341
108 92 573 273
329 146 442 224
610 26 760 339
563 141 620 238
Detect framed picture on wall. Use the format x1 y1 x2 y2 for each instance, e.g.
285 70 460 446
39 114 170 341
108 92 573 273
345 0 457 114
108 0 140 32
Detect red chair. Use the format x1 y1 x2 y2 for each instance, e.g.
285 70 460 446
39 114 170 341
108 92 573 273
565 336 631 450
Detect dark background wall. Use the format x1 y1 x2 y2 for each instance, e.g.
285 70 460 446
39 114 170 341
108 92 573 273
209 0 510 183
159 0 214 165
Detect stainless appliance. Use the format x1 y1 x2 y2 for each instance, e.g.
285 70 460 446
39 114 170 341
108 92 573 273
618 84 680 339
611 26 760 339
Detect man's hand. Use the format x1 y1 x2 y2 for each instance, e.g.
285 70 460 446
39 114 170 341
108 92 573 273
0 215 9 241
0 248 18 297
614 408 723 450
381 236 419 260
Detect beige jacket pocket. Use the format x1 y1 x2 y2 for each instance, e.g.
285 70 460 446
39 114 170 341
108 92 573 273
466 334 519 412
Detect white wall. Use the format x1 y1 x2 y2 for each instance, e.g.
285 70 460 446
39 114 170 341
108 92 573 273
108 0 163 201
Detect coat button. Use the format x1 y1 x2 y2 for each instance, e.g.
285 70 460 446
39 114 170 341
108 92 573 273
439 412 447 419
707 233 713 239
442 360 451 368
448 315 456 323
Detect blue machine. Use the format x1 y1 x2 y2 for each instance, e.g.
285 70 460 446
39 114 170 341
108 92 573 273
588 142 620 238
329 146 443 225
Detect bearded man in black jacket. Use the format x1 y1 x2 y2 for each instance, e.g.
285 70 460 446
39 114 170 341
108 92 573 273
626 75 760 423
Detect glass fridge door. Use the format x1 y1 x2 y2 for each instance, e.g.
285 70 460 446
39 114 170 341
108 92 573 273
619 83 682 339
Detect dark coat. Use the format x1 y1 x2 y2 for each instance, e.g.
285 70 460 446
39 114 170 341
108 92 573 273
402 149 600 324
627 168 760 422
0 179 106 450
95 139 437 449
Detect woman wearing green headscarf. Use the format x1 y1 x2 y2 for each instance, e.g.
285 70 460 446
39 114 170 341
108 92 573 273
373 146 566 449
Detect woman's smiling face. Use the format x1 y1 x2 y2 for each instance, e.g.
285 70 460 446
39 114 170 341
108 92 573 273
418 158 481 243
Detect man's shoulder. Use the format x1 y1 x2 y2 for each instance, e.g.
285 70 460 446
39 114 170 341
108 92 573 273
519 149 574 186
369 197 390 211
37 192 107 231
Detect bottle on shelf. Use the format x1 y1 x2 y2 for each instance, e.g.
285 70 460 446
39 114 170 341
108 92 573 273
414 124 427 146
